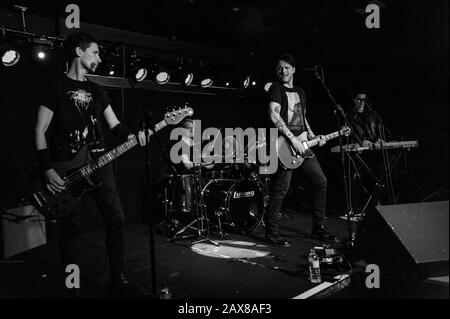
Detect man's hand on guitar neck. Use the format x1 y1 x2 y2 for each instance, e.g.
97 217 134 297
317 135 326 147
45 168 66 194
128 130 148 146
309 133 327 147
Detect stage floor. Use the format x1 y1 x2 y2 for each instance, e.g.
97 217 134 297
1 209 446 299
0 209 355 299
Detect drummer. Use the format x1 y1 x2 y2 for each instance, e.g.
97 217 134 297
175 118 198 172
169 118 201 215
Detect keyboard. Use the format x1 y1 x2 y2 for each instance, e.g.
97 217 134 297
330 140 419 153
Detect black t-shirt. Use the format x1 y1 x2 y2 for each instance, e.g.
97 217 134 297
41 74 110 161
267 82 307 136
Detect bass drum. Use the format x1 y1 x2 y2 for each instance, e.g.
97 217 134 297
202 179 264 233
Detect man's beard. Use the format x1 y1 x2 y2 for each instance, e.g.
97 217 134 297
88 62 98 72
83 61 97 73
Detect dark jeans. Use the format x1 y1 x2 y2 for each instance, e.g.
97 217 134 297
265 155 327 235
59 165 125 279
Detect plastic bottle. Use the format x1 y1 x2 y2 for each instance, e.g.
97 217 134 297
159 284 172 299
308 248 321 284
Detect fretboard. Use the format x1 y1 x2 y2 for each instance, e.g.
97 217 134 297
305 130 345 148
79 120 167 177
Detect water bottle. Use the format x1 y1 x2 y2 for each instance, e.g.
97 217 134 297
159 284 172 299
308 249 321 284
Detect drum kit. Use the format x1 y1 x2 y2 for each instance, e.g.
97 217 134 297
164 151 270 242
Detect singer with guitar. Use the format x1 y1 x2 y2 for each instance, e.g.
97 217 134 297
34 31 149 298
265 54 340 247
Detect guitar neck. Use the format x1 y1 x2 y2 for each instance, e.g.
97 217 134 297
305 130 343 148
80 120 167 176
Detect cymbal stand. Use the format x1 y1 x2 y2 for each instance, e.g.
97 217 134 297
168 167 219 246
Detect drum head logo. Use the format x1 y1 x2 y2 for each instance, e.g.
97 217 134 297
233 191 254 199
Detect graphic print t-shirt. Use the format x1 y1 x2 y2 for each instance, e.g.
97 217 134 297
268 82 307 136
41 74 110 161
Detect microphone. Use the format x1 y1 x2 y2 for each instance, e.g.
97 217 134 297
303 66 320 71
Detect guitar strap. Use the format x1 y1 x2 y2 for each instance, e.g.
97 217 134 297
85 78 105 155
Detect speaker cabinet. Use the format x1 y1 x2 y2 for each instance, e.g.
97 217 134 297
355 201 449 279
1 205 46 259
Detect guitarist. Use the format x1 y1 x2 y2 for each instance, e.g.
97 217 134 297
265 54 339 247
34 32 147 297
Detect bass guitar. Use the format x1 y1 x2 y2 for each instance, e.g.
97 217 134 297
31 105 193 219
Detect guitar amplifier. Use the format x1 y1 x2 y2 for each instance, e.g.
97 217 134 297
0 204 46 259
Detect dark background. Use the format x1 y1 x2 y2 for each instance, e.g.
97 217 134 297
0 0 448 232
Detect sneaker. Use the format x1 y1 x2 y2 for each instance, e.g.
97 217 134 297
311 225 341 243
265 233 291 247
276 211 293 221
339 213 362 222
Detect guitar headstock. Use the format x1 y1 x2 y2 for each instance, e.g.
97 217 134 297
341 126 352 137
165 103 194 125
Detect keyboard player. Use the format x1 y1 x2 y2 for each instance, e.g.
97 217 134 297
343 89 391 219
348 89 390 145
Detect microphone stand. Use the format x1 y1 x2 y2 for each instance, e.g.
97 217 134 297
312 67 355 248
127 77 158 298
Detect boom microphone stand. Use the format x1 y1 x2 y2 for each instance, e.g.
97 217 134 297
127 77 158 297
312 67 358 247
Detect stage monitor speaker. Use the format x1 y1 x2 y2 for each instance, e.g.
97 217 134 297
1 204 46 259
354 201 449 279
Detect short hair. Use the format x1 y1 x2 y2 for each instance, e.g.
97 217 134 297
179 118 194 129
276 54 296 68
63 31 98 64
352 89 369 99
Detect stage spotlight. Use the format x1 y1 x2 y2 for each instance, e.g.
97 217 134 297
32 45 50 61
32 38 54 62
129 51 148 82
243 75 251 88
37 50 46 60
108 66 116 76
198 69 213 88
98 45 120 77
172 66 194 86
154 66 170 85
218 72 233 88
183 72 194 85
196 61 214 88
172 59 195 86
200 76 213 88
1 45 20 66
134 67 147 82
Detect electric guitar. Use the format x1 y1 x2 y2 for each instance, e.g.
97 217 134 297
277 127 351 169
30 105 193 219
